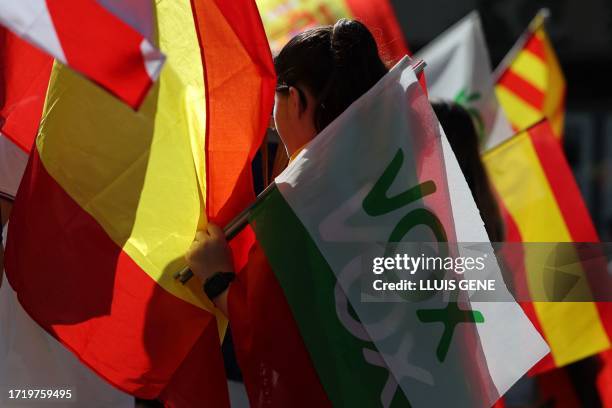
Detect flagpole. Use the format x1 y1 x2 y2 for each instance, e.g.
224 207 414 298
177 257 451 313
223 181 277 240
174 58 426 284
492 8 550 82
174 181 277 283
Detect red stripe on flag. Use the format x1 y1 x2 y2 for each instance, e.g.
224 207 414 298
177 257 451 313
0 28 52 152
209 0 277 86
418 69 428 96
527 121 598 242
524 33 546 62
192 0 275 226
492 397 506 408
497 70 545 111
597 350 612 407
229 246 332 407
527 120 612 366
159 321 230 407
595 302 612 353
5 149 228 405
344 0 409 63
45 0 157 109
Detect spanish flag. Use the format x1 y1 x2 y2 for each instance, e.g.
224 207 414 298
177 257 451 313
4 0 274 405
483 120 612 372
256 0 409 63
0 0 165 110
495 10 566 139
0 27 53 152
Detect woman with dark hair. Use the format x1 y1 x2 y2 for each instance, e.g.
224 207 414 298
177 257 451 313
431 100 504 242
184 18 390 406
185 18 389 316
270 18 388 158
185 20 512 406
183 18 391 406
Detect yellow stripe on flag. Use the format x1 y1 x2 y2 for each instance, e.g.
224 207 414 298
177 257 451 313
534 28 546 42
540 28 566 135
495 85 542 130
496 20 566 139
509 51 548 92
36 0 220 322
484 132 610 366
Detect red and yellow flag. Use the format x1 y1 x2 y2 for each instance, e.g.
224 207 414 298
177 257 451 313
495 11 566 138
4 0 274 405
0 0 166 109
256 0 409 63
483 120 612 373
0 28 53 152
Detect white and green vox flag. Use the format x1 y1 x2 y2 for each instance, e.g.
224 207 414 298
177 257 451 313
416 11 513 149
248 57 548 407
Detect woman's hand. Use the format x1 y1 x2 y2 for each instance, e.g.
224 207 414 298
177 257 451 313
185 223 234 282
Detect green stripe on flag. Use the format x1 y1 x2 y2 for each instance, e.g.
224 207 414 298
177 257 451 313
249 187 410 407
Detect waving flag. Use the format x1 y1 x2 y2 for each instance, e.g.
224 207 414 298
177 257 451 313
416 11 513 149
0 0 165 109
4 0 274 406
230 58 547 407
483 120 612 372
1 228 134 408
495 10 566 139
256 0 409 63
0 28 52 152
0 138 133 405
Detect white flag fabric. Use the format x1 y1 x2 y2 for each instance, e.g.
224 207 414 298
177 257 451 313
0 0 164 108
416 11 514 149
96 0 156 40
271 56 549 407
0 224 134 407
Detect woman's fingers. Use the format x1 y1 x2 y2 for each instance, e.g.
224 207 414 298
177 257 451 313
186 222 234 282
207 223 225 240
194 223 225 243
195 230 208 242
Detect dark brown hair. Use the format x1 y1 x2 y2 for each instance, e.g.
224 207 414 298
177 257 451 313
274 19 388 133
432 100 505 242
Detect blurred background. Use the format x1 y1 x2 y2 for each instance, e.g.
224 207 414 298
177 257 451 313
393 0 612 241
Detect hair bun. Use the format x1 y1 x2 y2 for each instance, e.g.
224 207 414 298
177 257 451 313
273 18 387 133
331 19 378 66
